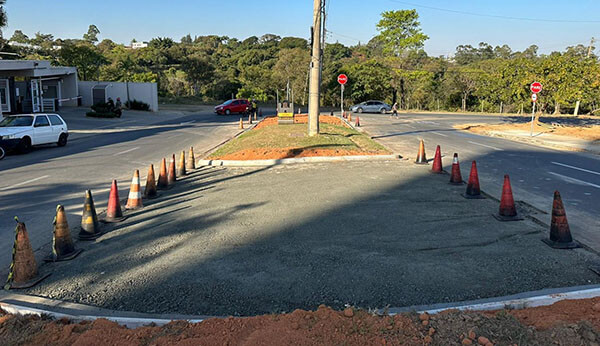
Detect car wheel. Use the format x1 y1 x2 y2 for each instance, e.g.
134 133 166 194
18 137 32 154
57 133 68 147
357 108 363 114
225 109 231 115
0 146 5 160
380 108 387 114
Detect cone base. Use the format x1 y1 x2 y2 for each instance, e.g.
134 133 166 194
78 230 104 241
449 181 465 185
461 193 485 199
44 248 83 262
101 215 128 223
542 238 580 249
157 184 173 191
143 192 161 200
125 204 143 210
493 213 524 222
414 161 429 165
177 170 187 177
4 273 51 290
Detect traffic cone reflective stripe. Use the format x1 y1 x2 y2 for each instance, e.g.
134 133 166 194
5 218 49 290
449 153 463 184
543 191 579 249
168 154 177 185
462 161 485 199
125 170 143 210
494 174 523 221
79 190 103 240
177 151 187 177
103 179 127 223
144 164 158 199
415 139 428 164
46 205 82 262
157 158 168 190
186 147 196 171
431 145 443 173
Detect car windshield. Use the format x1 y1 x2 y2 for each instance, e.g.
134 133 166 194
222 100 234 105
0 116 34 127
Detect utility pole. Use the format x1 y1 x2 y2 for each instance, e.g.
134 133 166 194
576 37 596 116
308 0 323 136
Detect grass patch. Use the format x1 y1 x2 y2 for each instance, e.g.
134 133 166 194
209 123 390 160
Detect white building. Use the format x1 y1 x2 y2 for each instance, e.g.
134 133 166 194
131 42 149 49
0 60 78 115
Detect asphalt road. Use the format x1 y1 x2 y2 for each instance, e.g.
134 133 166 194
0 108 243 272
358 112 600 250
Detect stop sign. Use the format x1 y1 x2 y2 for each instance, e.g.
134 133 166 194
338 74 348 85
531 82 542 94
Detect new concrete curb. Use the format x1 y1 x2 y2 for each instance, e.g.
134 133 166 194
2 284 600 328
198 154 401 167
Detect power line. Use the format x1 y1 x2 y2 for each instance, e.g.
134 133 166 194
388 0 600 23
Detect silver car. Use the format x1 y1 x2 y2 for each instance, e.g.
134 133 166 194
350 100 392 114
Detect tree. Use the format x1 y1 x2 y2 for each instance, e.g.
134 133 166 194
10 30 28 43
375 10 428 57
181 55 214 95
83 24 100 44
59 43 107 80
0 0 7 39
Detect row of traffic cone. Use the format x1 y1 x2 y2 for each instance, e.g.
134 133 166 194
5 147 198 290
415 139 579 250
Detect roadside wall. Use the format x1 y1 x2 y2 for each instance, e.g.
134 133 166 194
79 81 158 111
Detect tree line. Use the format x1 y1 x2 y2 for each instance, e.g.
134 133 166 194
5 9 600 114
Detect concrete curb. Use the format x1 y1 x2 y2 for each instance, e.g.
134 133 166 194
2 284 600 328
198 154 402 167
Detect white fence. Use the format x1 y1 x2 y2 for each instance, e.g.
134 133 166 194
79 81 158 112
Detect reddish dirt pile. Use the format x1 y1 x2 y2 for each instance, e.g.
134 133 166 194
508 297 600 330
215 148 376 161
254 115 345 130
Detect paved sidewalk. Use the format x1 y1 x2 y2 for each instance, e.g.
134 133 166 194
20 160 600 316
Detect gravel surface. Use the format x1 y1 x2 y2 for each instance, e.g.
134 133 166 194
24 160 600 316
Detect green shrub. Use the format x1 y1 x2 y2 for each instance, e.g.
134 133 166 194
125 99 151 111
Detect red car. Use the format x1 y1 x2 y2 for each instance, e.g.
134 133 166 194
215 99 250 115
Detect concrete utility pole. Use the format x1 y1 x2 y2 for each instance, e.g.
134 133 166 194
308 0 323 136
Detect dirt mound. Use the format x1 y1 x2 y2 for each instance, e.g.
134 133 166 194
254 115 345 130
214 147 377 160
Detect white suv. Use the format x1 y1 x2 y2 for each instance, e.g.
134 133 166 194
0 114 69 153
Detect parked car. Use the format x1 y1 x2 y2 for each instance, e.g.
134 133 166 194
0 114 69 154
215 99 251 115
350 101 392 114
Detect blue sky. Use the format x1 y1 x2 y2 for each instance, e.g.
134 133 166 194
4 0 599 56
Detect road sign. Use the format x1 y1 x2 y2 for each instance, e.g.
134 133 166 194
531 93 537 102
338 74 348 85
531 82 542 94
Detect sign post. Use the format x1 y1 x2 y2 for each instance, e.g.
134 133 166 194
530 82 542 137
338 74 348 117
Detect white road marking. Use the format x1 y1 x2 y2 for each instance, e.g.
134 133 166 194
431 132 448 137
113 147 139 156
0 175 50 191
467 141 503 151
548 172 600 189
551 161 600 177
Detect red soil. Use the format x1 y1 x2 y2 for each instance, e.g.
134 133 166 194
253 114 345 130
215 148 377 160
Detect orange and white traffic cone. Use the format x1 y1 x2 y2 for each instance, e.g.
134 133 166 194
157 158 169 190
186 147 196 171
494 174 523 221
144 164 158 199
125 170 143 210
168 154 177 186
103 180 127 223
462 161 485 199
177 151 187 177
46 205 82 262
415 139 428 164
543 191 579 249
4 218 50 290
449 153 463 184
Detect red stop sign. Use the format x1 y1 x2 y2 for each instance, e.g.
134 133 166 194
338 74 348 85
531 82 542 94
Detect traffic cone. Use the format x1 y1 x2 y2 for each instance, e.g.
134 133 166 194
144 164 158 199
79 190 103 240
415 139 428 164
168 154 177 185
103 180 127 223
4 218 50 290
157 158 168 190
46 205 82 262
543 191 579 249
186 147 196 171
431 145 443 174
494 175 523 221
355 116 361 127
348 114 352 122
125 170 143 210
248 113 253 125
449 153 463 184
177 151 187 177
239 118 244 129
253 111 257 121
462 161 485 199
